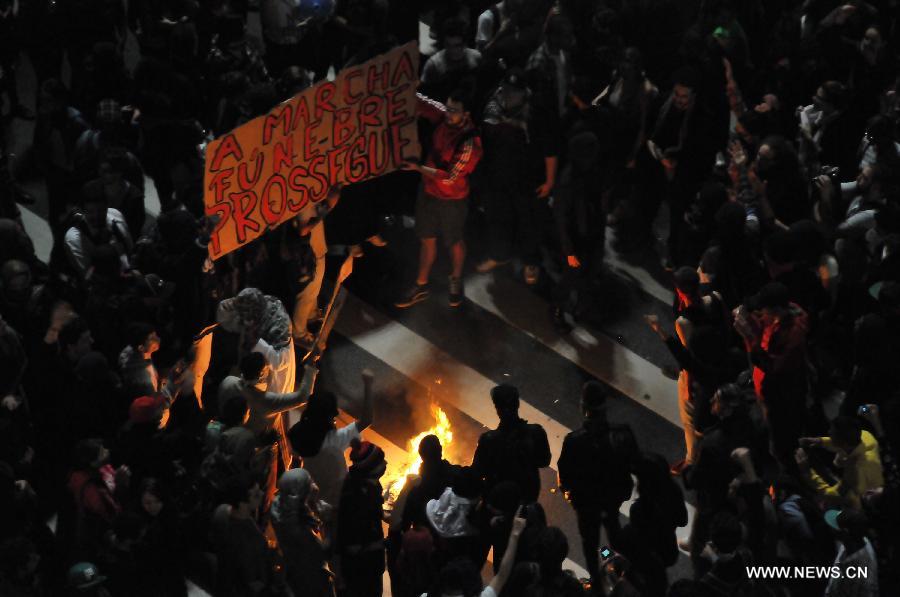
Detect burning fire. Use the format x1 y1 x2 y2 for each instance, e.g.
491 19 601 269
385 404 453 503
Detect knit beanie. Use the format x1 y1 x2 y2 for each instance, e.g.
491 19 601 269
349 438 385 478
129 395 166 424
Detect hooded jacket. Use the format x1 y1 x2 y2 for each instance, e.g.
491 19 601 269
271 469 335 597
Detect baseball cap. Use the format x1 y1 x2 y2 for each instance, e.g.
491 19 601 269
67 562 107 589
824 508 868 533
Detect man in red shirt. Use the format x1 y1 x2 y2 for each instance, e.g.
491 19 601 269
395 90 483 308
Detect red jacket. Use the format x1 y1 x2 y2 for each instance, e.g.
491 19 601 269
418 94 483 201
68 466 121 524
748 304 809 399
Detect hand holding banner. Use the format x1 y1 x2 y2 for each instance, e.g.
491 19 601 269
204 41 420 259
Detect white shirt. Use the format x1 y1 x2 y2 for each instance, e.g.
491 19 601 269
421 48 482 83
302 423 360 507
252 337 296 395
824 538 879 597
297 202 328 259
476 2 507 48
64 208 132 275
859 139 900 169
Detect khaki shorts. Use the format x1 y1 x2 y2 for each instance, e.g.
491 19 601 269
414 191 468 248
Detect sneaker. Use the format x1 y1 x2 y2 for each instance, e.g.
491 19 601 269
475 258 509 273
448 276 463 307
524 264 540 285
395 283 430 308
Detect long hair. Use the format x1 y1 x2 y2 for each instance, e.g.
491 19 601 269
634 452 686 526
288 390 338 458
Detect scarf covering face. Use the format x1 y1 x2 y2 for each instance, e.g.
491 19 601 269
217 287 292 349
271 468 314 527
483 85 531 139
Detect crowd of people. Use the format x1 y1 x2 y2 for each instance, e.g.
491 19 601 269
1 0 900 596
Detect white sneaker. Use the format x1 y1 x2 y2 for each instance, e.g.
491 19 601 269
475 258 509 273
524 264 540 285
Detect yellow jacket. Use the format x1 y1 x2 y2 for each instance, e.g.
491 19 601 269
807 431 884 509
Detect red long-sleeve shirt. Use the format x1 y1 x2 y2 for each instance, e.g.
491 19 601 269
417 94 483 201
68 466 121 523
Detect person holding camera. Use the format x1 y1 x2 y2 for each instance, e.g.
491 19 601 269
795 414 884 510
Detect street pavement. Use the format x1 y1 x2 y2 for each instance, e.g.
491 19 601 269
4 15 696 595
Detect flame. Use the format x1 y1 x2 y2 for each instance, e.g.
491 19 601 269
385 404 453 503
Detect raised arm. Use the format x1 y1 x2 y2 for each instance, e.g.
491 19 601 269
355 369 375 432
488 506 527 594
254 363 318 416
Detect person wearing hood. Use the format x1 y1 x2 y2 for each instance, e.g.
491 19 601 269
557 381 637 583
337 438 387 596
216 287 297 397
271 468 335 597
424 467 483 567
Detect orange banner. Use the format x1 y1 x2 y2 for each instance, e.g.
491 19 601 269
204 41 420 259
